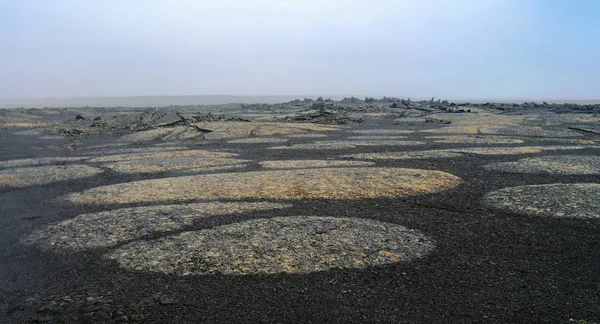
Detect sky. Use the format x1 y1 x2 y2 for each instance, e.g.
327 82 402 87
1 0 599 100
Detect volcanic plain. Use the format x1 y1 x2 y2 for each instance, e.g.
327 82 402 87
1 98 599 323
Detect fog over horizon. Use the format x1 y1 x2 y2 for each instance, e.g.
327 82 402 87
1 0 599 102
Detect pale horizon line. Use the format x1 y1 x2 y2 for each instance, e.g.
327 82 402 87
2 94 600 101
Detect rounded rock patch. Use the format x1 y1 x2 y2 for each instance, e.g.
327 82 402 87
527 138 598 145
227 137 288 144
484 183 600 219
269 142 357 150
104 216 435 275
420 126 483 134
342 146 584 160
483 155 600 175
117 126 206 143
102 157 250 174
347 136 408 140
450 146 583 155
62 167 462 205
1 165 103 188
195 122 340 140
351 129 413 134
285 133 327 138
81 146 187 156
269 140 424 150
0 157 87 169
421 126 583 138
426 135 524 145
13 130 42 136
259 160 374 169
22 202 291 253
87 149 238 163
343 150 463 160
479 126 582 138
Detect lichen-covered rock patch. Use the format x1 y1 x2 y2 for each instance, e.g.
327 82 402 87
104 216 435 275
102 157 250 174
87 149 238 163
259 160 374 169
484 183 600 219
227 138 288 144
62 167 461 205
269 140 424 150
343 146 584 160
483 155 600 175
0 165 103 188
23 202 291 253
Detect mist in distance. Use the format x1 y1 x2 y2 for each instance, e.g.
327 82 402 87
1 0 599 106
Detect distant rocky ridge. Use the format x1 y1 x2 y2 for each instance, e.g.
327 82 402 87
2 97 599 140
1 95 599 109
0 95 342 109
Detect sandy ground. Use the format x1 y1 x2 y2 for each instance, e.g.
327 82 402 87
0 106 599 323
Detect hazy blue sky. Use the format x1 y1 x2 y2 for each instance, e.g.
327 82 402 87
1 0 598 100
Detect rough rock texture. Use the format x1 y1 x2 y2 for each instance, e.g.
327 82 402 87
279 107 364 124
484 183 600 219
269 140 425 150
0 165 103 188
23 202 291 252
426 135 525 144
227 137 289 144
483 155 600 175
259 160 375 169
343 146 584 160
196 122 340 140
104 216 435 275
0 157 87 169
102 157 250 174
87 149 238 163
62 168 461 204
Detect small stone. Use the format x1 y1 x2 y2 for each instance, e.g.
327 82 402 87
159 296 175 305
112 309 129 322
129 312 145 321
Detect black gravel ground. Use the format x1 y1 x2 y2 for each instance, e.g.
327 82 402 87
1 113 599 323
